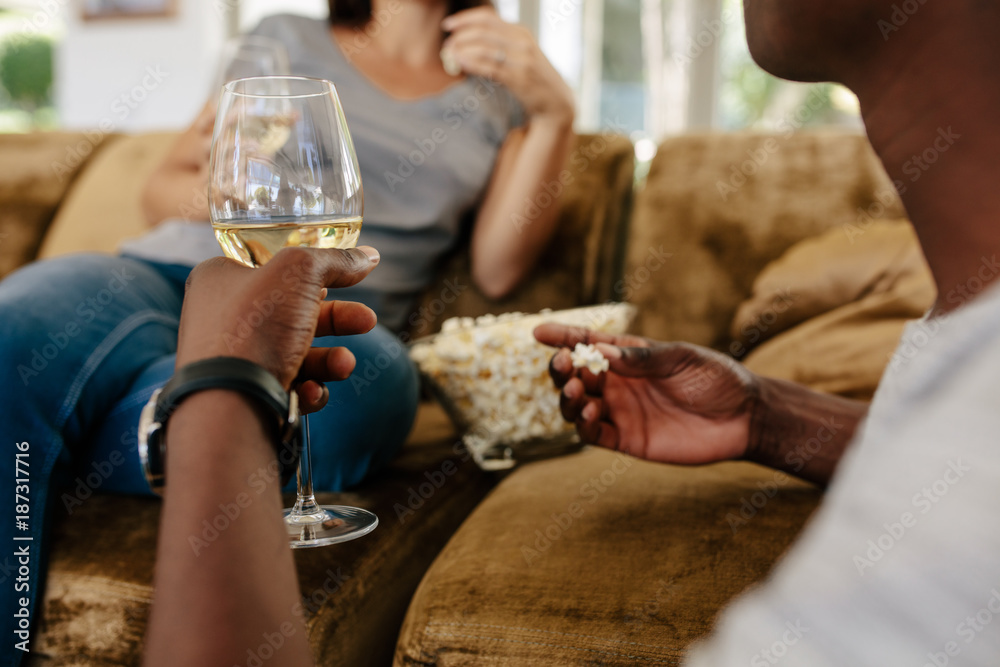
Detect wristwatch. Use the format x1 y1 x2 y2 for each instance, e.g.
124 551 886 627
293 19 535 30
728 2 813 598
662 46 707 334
138 357 301 494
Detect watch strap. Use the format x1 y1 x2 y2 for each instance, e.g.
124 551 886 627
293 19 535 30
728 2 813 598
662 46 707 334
141 357 301 493
155 357 290 426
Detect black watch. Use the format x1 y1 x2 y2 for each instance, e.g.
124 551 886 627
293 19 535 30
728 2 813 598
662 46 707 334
138 357 301 494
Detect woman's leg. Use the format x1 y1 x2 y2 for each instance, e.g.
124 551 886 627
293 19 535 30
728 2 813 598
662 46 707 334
297 325 420 491
0 254 183 665
90 322 420 498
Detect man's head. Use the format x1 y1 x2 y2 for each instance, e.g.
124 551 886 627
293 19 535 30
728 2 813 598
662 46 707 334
741 0 893 84
741 0 1000 88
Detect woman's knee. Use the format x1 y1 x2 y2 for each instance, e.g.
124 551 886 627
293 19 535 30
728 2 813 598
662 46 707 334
305 326 420 490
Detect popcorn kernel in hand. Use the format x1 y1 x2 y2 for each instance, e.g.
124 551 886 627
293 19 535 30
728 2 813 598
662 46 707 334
571 343 610 374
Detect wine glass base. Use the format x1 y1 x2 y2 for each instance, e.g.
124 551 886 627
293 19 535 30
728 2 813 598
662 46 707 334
284 505 378 549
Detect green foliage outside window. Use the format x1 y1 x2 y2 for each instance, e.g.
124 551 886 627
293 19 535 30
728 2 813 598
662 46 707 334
0 34 54 116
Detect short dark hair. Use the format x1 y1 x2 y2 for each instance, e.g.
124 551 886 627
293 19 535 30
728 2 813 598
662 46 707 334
328 0 491 26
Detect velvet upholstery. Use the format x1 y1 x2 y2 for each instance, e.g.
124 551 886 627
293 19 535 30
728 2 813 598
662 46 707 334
625 131 906 350
0 133 112 280
32 404 493 667
394 449 819 665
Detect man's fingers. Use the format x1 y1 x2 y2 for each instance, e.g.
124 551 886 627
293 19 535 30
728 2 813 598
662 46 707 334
534 323 648 350
314 300 377 338
576 414 619 450
298 347 357 384
596 342 684 379
296 381 329 415
269 246 380 291
548 348 574 388
559 377 587 422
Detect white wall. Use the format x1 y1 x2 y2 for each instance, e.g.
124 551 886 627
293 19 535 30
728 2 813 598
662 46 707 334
57 0 226 132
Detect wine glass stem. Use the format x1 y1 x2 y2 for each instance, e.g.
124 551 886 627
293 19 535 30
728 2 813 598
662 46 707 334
292 413 321 516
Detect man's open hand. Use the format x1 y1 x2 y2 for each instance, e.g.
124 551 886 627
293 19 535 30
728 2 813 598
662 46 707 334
534 323 759 465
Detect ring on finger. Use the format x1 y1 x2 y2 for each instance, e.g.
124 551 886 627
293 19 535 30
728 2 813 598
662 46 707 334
494 48 506 64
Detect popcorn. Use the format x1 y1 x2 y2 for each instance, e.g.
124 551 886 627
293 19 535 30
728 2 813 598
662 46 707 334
571 343 610 374
440 48 462 76
409 304 636 469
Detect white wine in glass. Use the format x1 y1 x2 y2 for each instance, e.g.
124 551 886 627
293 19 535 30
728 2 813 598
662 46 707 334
208 76 377 548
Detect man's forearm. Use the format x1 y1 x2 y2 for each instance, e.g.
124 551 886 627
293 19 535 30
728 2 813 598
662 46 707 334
746 377 869 487
143 391 311 667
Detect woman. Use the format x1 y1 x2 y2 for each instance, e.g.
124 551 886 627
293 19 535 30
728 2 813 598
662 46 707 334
0 2 571 658
123 0 575 484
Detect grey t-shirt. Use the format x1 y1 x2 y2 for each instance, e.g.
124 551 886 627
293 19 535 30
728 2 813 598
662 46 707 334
122 13 522 331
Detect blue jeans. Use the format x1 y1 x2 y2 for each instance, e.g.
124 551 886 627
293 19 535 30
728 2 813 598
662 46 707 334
0 253 419 664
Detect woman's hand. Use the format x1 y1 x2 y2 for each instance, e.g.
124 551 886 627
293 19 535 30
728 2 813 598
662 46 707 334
534 324 759 465
176 247 380 412
441 7 574 125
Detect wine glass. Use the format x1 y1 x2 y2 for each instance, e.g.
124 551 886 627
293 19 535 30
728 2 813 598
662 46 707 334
208 76 376 548
211 35 290 95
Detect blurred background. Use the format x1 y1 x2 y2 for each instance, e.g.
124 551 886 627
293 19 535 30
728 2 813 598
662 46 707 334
0 0 862 154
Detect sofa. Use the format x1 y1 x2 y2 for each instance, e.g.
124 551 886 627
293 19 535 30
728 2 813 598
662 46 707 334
1 127 925 666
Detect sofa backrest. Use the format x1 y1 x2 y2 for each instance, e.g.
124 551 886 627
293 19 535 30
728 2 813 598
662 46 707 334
38 132 178 260
626 130 906 350
0 132 112 280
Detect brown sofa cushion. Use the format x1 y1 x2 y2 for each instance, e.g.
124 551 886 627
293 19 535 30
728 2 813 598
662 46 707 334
625 131 906 350
33 403 497 667
38 133 178 260
731 219 932 352
394 448 820 666
0 132 112 279
406 133 635 338
735 220 934 400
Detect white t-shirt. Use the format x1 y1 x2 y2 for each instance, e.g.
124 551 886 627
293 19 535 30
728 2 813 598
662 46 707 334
687 278 1000 666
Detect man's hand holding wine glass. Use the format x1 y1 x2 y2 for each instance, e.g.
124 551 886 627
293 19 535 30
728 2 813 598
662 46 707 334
176 246 381 413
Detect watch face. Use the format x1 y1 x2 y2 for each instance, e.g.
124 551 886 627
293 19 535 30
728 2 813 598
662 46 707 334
138 388 165 494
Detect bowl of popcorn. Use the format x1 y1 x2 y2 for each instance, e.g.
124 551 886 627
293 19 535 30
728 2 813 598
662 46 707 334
408 303 637 470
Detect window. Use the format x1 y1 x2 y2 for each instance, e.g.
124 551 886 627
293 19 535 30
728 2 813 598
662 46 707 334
0 3 59 131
